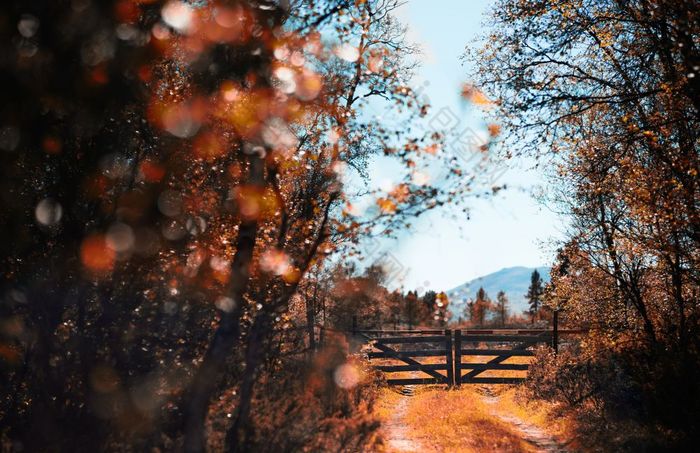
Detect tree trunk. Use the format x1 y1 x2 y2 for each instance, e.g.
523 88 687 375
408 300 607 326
306 281 318 353
225 312 269 452
183 154 264 453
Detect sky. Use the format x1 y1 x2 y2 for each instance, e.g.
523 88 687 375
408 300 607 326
358 0 565 293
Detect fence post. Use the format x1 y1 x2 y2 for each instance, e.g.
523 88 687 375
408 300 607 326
445 329 454 387
352 315 357 336
454 329 461 387
552 310 559 354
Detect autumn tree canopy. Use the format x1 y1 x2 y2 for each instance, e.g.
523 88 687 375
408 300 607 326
473 0 700 443
0 0 484 450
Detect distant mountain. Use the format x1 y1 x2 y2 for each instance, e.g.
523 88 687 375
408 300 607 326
445 266 551 320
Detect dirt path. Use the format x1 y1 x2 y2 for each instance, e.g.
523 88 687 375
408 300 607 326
481 389 566 453
381 387 430 452
377 385 566 452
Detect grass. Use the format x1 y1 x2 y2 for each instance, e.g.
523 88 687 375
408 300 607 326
491 386 572 438
401 386 538 452
373 387 403 422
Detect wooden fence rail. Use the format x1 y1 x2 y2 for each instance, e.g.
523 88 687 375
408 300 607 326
360 329 453 386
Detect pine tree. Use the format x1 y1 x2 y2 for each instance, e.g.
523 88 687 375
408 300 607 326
469 287 491 327
421 290 437 324
404 290 421 329
496 291 509 327
526 270 544 324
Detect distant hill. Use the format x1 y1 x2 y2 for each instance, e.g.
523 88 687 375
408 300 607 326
445 266 551 320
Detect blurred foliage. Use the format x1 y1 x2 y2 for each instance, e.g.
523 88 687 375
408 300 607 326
0 0 478 450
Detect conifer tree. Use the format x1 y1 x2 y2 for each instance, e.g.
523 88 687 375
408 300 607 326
526 270 544 324
496 290 509 327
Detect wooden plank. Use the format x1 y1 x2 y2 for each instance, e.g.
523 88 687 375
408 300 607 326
445 329 454 387
356 329 443 335
461 377 525 384
460 349 534 357
461 334 550 343
368 349 447 359
460 329 586 335
454 330 462 387
369 342 446 381
387 377 445 385
459 363 529 371
374 335 445 344
373 364 447 372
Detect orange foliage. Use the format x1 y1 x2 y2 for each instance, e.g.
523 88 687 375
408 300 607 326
80 235 116 275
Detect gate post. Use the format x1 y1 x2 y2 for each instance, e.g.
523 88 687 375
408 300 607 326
552 310 559 354
445 329 454 387
454 329 461 387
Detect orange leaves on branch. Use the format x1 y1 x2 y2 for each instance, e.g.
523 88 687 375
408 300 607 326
487 123 501 137
376 197 396 214
216 88 279 139
148 98 207 139
343 202 363 217
193 132 227 161
424 143 440 155
139 160 165 183
233 185 280 221
184 189 219 216
389 184 410 203
271 64 323 101
367 54 384 73
461 83 493 108
80 235 116 276
294 68 323 102
154 2 256 57
260 248 300 283
199 5 254 44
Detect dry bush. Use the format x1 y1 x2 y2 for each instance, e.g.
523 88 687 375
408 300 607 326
526 344 700 451
207 332 383 452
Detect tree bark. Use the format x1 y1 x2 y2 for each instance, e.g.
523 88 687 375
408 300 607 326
183 153 264 453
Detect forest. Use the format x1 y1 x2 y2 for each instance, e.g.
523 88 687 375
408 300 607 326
1 0 698 451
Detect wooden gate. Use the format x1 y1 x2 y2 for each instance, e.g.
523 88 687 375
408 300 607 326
359 329 453 386
358 327 571 386
454 330 552 385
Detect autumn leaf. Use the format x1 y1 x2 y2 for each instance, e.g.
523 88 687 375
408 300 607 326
461 83 492 107
376 197 396 214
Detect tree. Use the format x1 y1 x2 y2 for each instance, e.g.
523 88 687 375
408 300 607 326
474 0 700 346
327 265 387 332
421 290 438 318
404 290 425 329
0 0 483 450
495 290 509 327
434 291 451 326
418 290 449 326
474 0 700 443
526 270 544 324
467 287 491 327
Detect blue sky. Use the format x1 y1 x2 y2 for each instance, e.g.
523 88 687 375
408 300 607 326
358 0 565 293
